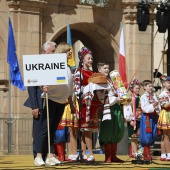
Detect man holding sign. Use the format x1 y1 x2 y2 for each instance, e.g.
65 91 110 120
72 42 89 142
32 42 75 166
24 41 57 163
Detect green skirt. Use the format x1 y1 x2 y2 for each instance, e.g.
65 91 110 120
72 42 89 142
99 103 124 146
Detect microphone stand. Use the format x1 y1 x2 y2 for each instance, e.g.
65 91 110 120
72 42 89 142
75 61 97 165
72 59 97 165
76 59 84 163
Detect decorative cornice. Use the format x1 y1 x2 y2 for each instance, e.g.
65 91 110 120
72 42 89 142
6 0 47 13
122 2 137 23
122 1 157 24
0 80 9 92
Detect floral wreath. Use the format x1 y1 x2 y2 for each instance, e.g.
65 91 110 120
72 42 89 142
78 47 92 60
129 79 141 92
160 75 170 81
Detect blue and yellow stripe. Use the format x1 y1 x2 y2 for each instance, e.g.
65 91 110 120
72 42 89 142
67 19 76 69
56 77 66 83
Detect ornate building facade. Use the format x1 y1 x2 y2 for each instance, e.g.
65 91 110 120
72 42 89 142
0 0 166 155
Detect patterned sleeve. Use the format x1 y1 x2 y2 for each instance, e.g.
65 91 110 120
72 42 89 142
158 92 169 107
73 70 83 97
108 90 118 106
140 94 155 113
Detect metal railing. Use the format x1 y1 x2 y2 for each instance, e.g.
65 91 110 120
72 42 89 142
0 117 101 155
0 117 33 155
0 118 132 155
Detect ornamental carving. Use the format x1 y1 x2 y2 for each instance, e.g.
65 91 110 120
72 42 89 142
6 0 47 13
122 1 157 23
80 0 109 7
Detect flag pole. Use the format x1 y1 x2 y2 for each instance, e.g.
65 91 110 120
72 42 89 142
7 12 12 154
7 67 12 153
46 93 51 165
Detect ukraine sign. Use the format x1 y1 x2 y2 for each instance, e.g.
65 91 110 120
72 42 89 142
23 53 68 86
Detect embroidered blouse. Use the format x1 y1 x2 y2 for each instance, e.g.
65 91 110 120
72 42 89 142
140 92 160 114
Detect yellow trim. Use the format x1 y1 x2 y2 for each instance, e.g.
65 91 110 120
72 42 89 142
57 80 66 83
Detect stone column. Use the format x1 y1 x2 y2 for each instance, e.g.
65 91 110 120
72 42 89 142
116 0 157 155
6 0 47 154
122 0 157 84
6 0 47 115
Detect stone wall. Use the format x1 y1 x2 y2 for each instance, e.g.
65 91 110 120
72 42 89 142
0 0 164 155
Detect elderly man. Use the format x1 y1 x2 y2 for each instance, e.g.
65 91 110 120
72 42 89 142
24 41 57 164
33 42 74 166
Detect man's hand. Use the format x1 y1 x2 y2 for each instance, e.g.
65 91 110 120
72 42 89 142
32 108 39 118
42 85 49 93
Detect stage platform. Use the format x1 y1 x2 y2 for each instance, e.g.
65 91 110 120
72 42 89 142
0 154 170 170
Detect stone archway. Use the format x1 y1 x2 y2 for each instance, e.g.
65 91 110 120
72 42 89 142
51 22 119 72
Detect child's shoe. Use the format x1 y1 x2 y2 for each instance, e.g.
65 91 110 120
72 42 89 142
87 155 95 162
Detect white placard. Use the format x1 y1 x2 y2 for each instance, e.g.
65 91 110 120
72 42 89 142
23 53 68 86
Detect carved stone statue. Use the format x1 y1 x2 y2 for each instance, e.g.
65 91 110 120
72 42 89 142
80 0 109 7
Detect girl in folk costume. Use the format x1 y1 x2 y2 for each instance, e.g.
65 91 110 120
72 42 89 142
139 80 160 161
97 63 124 163
54 42 77 162
157 75 170 161
73 47 100 162
60 95 79 162
127 79 142 158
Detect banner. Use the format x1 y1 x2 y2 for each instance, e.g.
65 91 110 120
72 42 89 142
23 54 68 86
80 0 109 7
67 19 76 69
7 16 25 91
119 26 127 88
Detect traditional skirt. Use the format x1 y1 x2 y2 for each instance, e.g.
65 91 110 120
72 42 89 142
157 110 170 129
81 96 100 132
60 102 79 128
99 103 124 146
139 113 158 146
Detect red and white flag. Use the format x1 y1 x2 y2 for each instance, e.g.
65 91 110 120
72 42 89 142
119 27 127 88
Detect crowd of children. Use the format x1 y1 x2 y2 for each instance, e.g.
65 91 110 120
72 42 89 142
28 43 170 166
53 46 170 163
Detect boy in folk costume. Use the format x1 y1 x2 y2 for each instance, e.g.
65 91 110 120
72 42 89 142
97 63 124 163
127 79 142 158
139 80 160 161
157 75 170 161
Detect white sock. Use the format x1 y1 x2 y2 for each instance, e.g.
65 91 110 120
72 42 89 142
161 153 166 158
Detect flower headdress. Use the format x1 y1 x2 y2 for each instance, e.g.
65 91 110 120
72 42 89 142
129 79 141 92
78 47 92 60
160 75 170 81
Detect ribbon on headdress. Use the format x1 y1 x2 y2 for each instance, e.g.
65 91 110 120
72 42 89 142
78 47 92 61
132 92 136 130
160 75 170 81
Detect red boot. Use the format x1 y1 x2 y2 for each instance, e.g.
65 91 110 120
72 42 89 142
104 144 112 163
143 146 151 160
56 142 65 162
111 143 124 163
